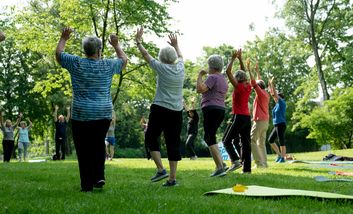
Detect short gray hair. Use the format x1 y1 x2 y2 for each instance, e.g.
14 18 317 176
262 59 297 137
158 46 178 64
82 36 102 56
235 70 247 83
207 55 223 71
256 80 266 89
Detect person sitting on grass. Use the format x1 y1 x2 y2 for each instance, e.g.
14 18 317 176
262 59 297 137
183 96 199 160
268 77 287 163
55 27 127 192
224 49 253 174
197 55 229 177
135 27 184 187
0 111 21 162
17 117 33 162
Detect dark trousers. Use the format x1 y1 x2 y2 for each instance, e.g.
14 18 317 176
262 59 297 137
185 133 197 157
72 119 110 191
2 140 14 162
145 104 182 161
223 115 242 160
55 138 66 160
223 114 251 172
268 123 286 146
202 107 225 146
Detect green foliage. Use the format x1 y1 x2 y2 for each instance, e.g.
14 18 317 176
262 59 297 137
115 147 145 158
299 87 353 149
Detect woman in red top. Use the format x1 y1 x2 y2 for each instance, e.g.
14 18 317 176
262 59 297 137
223 49 252 173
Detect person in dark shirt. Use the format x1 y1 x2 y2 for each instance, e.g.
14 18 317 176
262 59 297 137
53 105 70 160
184 97 199 160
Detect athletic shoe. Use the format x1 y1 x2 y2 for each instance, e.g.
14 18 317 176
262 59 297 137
190 156 198 160
93 180 105 188
222 162 229 171
227 161 242 172
210 168 227 177
275 155 281 162
277 157 285 163
162 180 178 187
151 169 168 182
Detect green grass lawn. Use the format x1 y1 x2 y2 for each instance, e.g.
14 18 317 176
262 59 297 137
1 149 353 214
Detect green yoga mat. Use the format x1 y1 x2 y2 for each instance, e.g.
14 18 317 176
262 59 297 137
204 185 353 200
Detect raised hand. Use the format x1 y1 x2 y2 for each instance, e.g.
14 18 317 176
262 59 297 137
255 61 259 73
135 27 144 43
55 105 59 110
231 50 237 61
61 27 73 41
66 106 70 110
109 34 119 47
199 70 207 76
167 33 178 47
236 48 242 60
19 112 23 118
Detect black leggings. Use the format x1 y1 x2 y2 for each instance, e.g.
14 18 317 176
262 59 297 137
2 140 14 162
185 133 197 157
268 123 286 146
72 119 111 191
145 104 182 161
202 107 225 146
223 114 251 172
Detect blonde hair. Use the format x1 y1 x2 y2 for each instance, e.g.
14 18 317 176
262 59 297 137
20 121 27 126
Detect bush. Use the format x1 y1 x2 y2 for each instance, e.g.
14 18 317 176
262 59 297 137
115 148 145 158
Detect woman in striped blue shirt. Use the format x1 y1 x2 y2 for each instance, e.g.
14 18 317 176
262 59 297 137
56 28 127 192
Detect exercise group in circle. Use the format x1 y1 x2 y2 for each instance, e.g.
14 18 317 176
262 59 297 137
0 27 287 191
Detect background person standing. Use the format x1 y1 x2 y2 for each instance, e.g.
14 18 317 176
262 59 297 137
53 105 70 160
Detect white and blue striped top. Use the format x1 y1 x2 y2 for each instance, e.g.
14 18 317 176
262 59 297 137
60 52 123 121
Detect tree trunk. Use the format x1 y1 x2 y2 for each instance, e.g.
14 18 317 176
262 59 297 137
307 0 330 100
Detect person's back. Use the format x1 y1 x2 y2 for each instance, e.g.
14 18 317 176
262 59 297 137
60 54 123 121
150 59 184 111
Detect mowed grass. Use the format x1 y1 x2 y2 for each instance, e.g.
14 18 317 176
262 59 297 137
1 149 353 214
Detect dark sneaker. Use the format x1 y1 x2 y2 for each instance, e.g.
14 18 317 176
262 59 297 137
151 169 168 182
222 162 229 171
227 161 242 172
162 180 178 187
277 157 285 163
94 180 105 188
210 168 227 177
275 155 281 162
190 156 198 160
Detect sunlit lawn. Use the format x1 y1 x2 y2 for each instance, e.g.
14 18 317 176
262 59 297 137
1 149 353 213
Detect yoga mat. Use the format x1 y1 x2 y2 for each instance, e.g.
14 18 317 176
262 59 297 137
204 185 353 200
289 160 353 164
308 164 353 170
314 176 353 182
328 171 353 176
28 159 46 163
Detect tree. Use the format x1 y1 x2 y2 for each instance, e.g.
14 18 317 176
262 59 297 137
299 87 353 149
281 0 353 101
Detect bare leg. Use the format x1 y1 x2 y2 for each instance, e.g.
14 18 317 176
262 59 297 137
270 143 281 156
209 144 223 169
280 146 286 158
150 151 164 171
168 161 177 181
109 145 114 160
